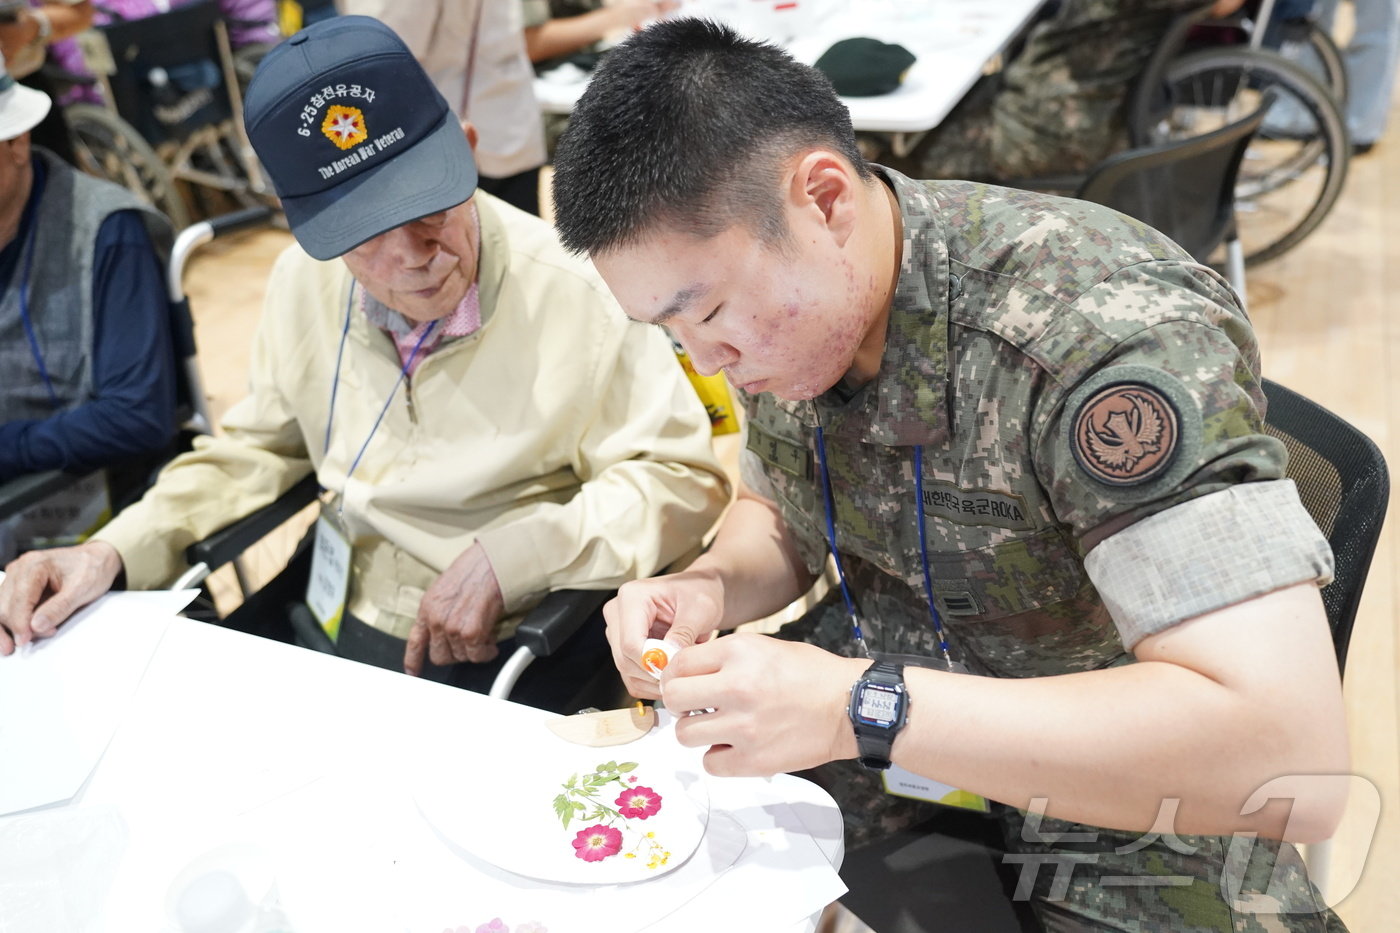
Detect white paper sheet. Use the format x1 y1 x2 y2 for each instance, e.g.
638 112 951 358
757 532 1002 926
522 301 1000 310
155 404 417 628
0 579 189 815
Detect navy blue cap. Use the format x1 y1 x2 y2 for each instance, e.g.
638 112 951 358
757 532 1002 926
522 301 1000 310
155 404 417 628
243 16 477 260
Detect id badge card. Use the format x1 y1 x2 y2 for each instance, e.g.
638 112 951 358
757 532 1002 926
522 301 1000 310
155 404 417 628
305 502 351 642
879 652 989 812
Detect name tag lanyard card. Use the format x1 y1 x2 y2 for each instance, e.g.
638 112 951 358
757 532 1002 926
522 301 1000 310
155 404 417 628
813 426 986 808
308 282 437 640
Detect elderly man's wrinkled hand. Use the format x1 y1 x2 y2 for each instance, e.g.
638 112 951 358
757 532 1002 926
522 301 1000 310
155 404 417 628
404 542 505 675
0 541 124 655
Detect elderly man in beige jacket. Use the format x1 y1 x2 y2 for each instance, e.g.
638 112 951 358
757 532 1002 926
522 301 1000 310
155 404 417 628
0 16 729 705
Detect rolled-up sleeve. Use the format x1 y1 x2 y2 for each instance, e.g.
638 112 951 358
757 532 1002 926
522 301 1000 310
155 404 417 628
1084 479 1334 648
1032 260 1331 645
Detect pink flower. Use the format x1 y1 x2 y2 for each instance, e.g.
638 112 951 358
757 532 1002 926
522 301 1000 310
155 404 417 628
572 825 623 861
515 925 548 933
628 775 638 783
615 786 663 820
475 921 508 933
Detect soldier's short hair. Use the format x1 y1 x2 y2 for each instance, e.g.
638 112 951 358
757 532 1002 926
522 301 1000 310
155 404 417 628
551 17 871 256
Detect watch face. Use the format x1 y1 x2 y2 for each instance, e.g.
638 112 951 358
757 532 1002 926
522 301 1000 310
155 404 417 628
855 683 900 727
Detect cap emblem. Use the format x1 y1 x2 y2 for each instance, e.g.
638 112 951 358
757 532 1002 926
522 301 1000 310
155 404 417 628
322 104 368 150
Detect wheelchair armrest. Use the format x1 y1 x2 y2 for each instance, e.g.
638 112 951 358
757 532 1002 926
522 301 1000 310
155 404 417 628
514 588 614 657
0 470 88 522
206 206 277 238
183 473 319 574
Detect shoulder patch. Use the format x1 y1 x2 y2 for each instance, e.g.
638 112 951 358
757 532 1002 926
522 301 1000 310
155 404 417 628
1071 383 1181 486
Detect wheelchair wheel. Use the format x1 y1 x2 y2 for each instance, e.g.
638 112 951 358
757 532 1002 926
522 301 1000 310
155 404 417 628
1157 47 1349 265
65 103 191 229
1271 17 1347 109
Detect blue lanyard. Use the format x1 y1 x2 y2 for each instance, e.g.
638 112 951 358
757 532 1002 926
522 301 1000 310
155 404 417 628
15 204 61 410
813 428 953 665
325 282 437 516
813 426 870 657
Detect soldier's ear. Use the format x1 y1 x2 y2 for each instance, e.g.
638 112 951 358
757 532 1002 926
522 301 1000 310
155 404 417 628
787 149 858 247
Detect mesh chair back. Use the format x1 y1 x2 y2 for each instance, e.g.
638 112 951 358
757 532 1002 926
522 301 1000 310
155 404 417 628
1261 379 1389 674
1076 95 1271 263
98 0 234 146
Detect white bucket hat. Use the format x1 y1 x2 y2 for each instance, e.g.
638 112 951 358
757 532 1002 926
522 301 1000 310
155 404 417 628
0 51 53 142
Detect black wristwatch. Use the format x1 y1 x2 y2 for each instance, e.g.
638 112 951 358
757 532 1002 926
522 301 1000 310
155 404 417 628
847 659 908 771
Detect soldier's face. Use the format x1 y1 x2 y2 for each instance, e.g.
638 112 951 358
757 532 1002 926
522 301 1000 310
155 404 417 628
594 219 877 402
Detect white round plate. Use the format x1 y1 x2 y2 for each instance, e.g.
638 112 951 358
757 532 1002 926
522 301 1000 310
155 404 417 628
415 753 709 885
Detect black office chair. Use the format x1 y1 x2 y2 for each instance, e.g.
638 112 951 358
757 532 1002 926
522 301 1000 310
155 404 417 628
1260 378 1389 676
835 380 1387 933
1075 94 1274 303
1261 377 1388 893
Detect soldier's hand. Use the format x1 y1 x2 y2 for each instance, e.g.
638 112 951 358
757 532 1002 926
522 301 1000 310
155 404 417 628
664 633 864 777
405 542 505 675
0 541 125 655
603 568 725 700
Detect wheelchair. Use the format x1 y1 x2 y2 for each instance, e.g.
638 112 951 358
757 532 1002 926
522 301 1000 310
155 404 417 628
1130 0 1351 265
0 206 272 566
62 0 275 229
0 202 619 710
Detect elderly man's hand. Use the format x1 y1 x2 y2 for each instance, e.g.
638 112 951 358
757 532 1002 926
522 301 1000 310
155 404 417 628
404 542 505 674
0 541 124 655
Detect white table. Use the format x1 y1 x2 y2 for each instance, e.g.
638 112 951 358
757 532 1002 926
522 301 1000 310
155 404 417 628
0 611 846 932
533 0 1049 145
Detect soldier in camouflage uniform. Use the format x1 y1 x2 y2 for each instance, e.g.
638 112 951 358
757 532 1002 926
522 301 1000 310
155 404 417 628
883 0 1246 182
551 17 1347 932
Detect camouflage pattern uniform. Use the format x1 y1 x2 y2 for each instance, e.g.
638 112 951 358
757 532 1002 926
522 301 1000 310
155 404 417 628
744 166 1340 930
884 0 1216 182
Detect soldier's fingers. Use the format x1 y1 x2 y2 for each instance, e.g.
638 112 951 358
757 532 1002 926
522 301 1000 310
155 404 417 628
612 586 661 665
701 743 743 777
624 670 662 701
0 625 13 656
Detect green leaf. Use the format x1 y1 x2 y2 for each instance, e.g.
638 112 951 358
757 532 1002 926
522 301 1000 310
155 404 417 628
617 762 638 773
553 795 573 830
571 801 585 810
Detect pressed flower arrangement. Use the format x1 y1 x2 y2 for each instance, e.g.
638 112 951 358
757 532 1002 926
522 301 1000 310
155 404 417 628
553 761 672 869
